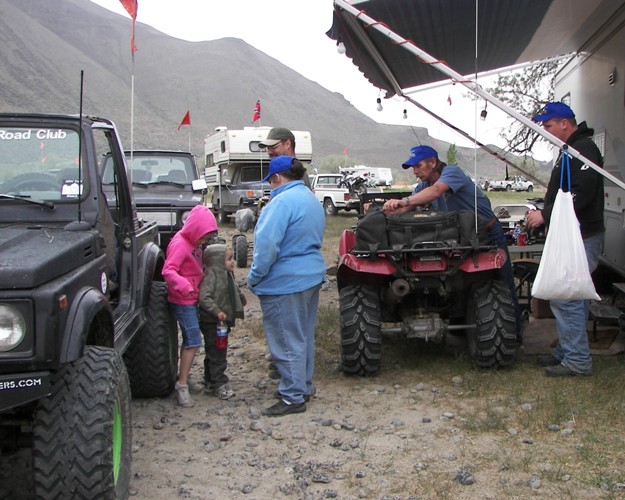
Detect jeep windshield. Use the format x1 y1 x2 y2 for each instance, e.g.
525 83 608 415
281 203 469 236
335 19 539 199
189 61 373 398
0 126 84 202
101 152 196 187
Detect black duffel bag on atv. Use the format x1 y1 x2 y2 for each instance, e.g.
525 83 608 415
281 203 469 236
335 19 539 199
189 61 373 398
355 206 491 253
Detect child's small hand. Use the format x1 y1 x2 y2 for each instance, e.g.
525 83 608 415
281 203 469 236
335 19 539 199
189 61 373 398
217 311 227 321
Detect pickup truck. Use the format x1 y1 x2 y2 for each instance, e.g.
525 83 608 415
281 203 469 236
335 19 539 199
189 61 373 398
0 113 178 498
310 173 366 215
101 150 207 250
489 175 534 192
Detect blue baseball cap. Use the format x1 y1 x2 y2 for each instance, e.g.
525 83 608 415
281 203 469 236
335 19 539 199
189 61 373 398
402 145 438 169
262 155 295 182
532 102 575 122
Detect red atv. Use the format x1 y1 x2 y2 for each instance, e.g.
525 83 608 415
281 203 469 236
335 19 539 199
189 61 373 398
337 194 517 375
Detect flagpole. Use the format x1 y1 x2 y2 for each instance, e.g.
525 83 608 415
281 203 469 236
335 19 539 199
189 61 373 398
188 127 191 153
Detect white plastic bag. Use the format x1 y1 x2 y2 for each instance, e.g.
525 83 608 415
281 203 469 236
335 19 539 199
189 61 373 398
531 188 600 300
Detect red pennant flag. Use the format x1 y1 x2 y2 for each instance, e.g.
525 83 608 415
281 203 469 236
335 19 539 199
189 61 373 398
447 94 452 106
252 100 261 123
119 0 138 54
343 147 349 155
177 111 191 131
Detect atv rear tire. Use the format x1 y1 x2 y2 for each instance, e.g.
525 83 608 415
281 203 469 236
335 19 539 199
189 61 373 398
339 285 382 375
124 281 178 397
33 347 132 499
466 280 517 368
233 234 248 268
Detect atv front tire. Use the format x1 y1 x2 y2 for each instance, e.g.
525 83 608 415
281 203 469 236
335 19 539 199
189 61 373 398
33 346 132 499
124 281 178 397
339 285 382 375
466 280 517 368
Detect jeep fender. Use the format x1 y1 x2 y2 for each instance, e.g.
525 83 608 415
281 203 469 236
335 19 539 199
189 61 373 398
60 287 113 363
137 241 166 308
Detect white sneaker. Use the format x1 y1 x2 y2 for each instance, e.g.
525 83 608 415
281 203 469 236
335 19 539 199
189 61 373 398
175 382 195 407
214 384 235 400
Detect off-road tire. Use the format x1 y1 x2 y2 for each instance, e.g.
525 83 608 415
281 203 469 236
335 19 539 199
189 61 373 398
32 347 131 499
527 185 534 192
233 234 248 268
324 198 338 216
505 184 512 191
466 280 517 368
339 285 382 375
124 281 178 397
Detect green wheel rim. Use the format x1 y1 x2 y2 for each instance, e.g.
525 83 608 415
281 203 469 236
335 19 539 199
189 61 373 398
112 400 122 484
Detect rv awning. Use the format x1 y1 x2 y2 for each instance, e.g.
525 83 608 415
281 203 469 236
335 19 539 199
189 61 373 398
327 0 616 97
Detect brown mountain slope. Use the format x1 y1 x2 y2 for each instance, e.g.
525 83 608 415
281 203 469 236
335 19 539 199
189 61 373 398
0 0 546 179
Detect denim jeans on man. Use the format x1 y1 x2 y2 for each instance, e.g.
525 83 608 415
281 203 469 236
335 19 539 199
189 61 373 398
550 232 604 374
259 284 321 404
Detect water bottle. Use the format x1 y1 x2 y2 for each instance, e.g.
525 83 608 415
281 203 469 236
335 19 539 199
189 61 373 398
215 320 228 350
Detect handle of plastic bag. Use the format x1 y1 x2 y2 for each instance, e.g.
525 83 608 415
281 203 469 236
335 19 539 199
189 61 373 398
559 146 571 192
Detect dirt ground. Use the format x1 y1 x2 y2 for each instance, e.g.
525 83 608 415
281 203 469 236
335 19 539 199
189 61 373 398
2 228 624 499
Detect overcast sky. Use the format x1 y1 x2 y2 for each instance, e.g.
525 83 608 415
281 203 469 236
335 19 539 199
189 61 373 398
89 0 550 160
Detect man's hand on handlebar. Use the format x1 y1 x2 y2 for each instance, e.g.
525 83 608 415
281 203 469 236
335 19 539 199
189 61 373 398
383 197 411 214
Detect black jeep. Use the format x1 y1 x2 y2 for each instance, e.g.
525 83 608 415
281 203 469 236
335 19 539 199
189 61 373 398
0 114 178 498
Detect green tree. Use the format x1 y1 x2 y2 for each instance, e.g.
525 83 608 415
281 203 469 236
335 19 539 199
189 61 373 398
486 60 561 155
446 144 458 165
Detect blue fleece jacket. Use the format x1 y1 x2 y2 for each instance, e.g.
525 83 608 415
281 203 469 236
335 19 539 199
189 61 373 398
247 180 325 295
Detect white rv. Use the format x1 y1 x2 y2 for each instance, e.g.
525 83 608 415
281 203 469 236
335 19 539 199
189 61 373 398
204 126 312 223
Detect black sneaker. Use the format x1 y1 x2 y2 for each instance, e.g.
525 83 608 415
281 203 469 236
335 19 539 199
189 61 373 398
262 400 306 417
536 354 561 367
545 364 592 377
273 390 311 403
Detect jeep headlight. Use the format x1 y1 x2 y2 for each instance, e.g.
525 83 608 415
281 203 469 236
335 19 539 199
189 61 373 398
0 305 26 352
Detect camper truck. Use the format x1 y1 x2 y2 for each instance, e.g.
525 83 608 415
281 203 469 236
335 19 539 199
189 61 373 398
204 126 312 223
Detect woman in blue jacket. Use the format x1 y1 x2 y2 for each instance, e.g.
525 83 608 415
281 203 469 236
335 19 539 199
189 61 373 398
247 156 325 417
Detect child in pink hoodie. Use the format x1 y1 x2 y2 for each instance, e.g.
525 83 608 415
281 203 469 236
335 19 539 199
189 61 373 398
163 205 218 407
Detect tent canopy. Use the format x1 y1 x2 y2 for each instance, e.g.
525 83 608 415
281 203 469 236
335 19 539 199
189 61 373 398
327 0 616 97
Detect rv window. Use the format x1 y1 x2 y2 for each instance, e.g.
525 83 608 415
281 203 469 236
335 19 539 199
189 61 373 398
220 141 226 154
249 141 263 153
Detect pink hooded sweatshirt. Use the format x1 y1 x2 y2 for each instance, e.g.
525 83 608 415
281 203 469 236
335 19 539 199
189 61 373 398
163 205 218 305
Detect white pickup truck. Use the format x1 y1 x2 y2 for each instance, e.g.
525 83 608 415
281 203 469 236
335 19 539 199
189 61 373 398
310 173 382 215
489 175 534 192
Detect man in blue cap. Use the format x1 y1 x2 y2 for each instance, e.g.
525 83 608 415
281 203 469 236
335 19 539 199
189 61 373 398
383 144 521 344
526 101 604 377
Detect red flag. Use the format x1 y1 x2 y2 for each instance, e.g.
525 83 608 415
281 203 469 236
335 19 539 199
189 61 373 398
119 0 138 54
343 147 349 155
177 111 191 131
447 94 452 106
252 100 261 123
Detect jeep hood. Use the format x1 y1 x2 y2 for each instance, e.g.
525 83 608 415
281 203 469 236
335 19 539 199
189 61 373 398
0 226 97 289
